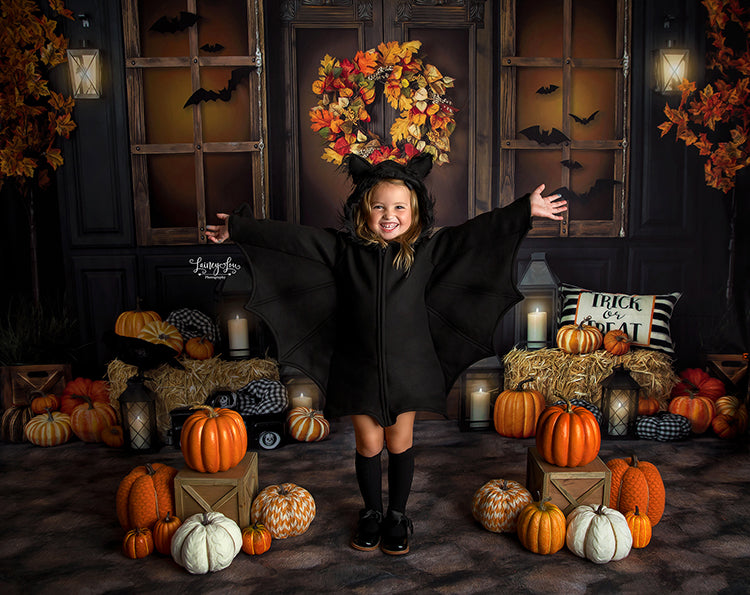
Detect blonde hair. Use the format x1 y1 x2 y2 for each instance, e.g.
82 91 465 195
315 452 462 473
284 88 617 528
353 179 422 272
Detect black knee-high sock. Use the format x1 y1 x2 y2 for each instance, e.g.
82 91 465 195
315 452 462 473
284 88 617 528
355 451 383 513
387 447 414 514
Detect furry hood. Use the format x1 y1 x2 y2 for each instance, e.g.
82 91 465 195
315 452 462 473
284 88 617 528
341 153 436 241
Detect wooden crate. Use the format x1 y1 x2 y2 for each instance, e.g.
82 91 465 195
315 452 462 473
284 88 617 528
174 452 259 528
525 446 611 515
1 364 72 410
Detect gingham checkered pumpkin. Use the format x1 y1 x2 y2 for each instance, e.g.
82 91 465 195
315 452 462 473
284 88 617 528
471 479 533 533
636 412 691 441
250 483 316 539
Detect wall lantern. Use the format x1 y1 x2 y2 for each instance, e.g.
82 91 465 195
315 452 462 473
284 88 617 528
600 364 641 439
118 373 159 452
459 357 503 431
67 15 101 99
653 44 690 94
514 252 559 350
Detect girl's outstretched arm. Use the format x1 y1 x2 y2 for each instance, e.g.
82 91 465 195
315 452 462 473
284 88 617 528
529 184 567 220
206 213 230 243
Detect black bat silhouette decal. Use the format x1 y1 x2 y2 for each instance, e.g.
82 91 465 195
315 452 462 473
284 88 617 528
200 43 225 53
552 179 622 203
561 159 583 170
150 11 199 33
569 110 600 125
536 84 559 95
519 125 570 145
183 66 251 108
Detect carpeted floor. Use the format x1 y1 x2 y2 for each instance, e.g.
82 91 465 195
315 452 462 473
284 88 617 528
1 419 749 595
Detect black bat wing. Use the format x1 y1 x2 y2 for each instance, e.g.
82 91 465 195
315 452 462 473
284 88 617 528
570 110 600 125
542 127 570 145
579 178 621 202
519 125 543 143
536 84 559 95
226 66 251 93
184 88 220 108
150 11 199 33
551 187 579 203
200 43 225 53
561 159 583 170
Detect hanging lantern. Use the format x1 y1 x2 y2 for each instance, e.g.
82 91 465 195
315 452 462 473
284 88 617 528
600 364 641 439
118 373 159 452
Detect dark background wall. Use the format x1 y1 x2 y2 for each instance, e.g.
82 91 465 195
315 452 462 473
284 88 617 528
3 0 747 378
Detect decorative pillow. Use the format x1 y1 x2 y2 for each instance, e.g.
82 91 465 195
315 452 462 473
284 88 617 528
558 283 681 355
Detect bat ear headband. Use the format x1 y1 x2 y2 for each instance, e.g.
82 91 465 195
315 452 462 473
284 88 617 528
345 152 434 187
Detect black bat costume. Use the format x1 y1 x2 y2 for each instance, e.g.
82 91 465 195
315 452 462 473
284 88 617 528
227 154 532 427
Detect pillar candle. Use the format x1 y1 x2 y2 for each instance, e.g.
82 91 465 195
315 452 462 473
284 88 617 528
608 392 629 436
227 315 249 351
527 309 547 348
128 402 150 449
470 388 490 422
292 393 313 409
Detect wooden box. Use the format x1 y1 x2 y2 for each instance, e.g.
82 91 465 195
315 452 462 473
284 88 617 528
174 452 259 528
525 447 611 515
1 364 72 410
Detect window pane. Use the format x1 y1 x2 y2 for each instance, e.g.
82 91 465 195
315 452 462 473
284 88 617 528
147 154 196 227
139 0 191 58
204 153 255 217
517 0 563 58
143 68 194 144
572 0 618 59
197 0 249 56
201 67 252 142
515 150 564 199
516 68 563 136
566 150 616 221
570 69 617 140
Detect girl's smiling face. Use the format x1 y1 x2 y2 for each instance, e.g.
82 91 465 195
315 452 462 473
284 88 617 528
366 181 414 241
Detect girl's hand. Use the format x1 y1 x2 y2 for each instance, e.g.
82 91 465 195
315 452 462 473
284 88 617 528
529 184 567 221
205 213 230 243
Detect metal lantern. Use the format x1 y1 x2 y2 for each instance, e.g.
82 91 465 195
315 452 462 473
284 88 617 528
458 357 503 431
282 366 323 410
653 44 690 95
600 364 641 439
118 373 159 452
515 252 559 350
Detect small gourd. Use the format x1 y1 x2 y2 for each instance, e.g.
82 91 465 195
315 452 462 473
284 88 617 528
241 522 273 555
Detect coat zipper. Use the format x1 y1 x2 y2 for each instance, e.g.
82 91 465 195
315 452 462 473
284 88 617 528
377 246 388 423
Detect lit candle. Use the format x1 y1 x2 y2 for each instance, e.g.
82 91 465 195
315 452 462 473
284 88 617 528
292 392 313 409
527 309 547 349
469 388 490 422
128 402 150 449
608 393 628 436
227 315 249 351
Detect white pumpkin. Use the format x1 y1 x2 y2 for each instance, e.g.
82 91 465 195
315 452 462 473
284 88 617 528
170 512 242 574
566 504 633 564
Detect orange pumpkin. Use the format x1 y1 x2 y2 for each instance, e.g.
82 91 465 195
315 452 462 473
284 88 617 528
607 454 665 526
671 368 725 401
184 336 214 360
101 425 125 448
714 395 748 430
250 483 316 539
122 527 154 559
115 306 162 338
603 329 631 355
516 497 567 555
59 377 110 415
70 396 118 442
638 396 661 416
711 413 745 439
625 506 652 548
286 407 330 442
556 317 603 354
535 398 601 467
471 479 533 533
668 393 715 434
180 405 248 473
116 462 178 530
137 320 183 354
30 391 60 414
493 378 546 438
241 522 273 555
24 409 72 447
152 511 182 555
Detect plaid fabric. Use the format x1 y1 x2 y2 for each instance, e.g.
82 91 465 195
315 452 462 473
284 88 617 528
551 398 604 425
235 379 289 415
166 308 221 344
636 412 691 441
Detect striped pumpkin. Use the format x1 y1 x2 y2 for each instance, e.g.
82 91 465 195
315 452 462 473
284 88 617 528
1 402 34 443
471 479 533 533
251 483 316 539
286 407 330 442
70 396 118 442
24 410 72 447
556 317 603 354
714 395 748 430
137 320 183 354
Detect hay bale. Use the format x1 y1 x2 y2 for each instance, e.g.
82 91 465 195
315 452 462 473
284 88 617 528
107 357 279 438
503 347 678 409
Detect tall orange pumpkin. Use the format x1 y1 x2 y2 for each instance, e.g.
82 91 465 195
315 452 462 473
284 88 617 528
70 396 118 442
556 317 603 354
625 506 652 548
668 393 715 434
116 462 178 530
493 378 546 438
180 406 248 473
535 398 601 467
607 454 665 526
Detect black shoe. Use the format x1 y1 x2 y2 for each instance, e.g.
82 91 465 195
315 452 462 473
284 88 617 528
380 510 413 556
350 509 383 551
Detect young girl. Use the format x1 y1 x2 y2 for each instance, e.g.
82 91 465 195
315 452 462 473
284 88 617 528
206 153 566 555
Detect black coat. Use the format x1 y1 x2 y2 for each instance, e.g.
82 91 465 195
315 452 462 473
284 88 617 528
229 194 531 427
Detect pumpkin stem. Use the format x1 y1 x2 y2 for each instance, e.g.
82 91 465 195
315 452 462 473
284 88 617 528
596 504 604 514
190 404 219 417
578 315 594 329
202 512 209 525
517 377 535 390
631 453 639 468
164 511 172 522
45 407 55 421
76 394 94 410
634 505 640 516
145 462 156 476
